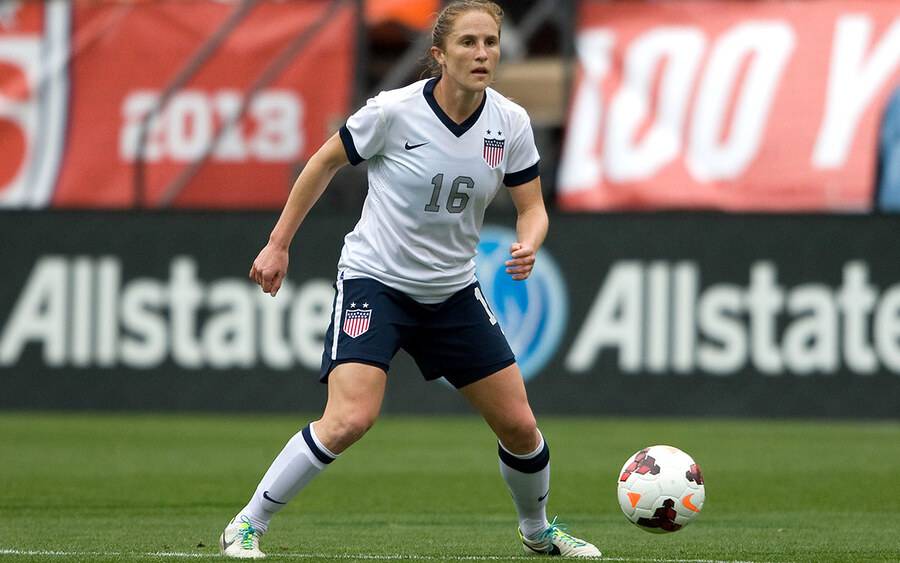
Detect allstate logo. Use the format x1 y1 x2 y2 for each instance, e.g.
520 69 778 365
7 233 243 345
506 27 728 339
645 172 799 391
475 226 568 381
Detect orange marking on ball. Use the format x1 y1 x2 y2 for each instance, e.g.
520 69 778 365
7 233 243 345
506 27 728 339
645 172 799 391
627 492 641 508
682 493 700 513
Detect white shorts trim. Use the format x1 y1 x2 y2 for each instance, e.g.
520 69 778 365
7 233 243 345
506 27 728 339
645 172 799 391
330 274 345 360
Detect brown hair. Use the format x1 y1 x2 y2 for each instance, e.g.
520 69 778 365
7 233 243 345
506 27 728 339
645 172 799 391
422 0 504 78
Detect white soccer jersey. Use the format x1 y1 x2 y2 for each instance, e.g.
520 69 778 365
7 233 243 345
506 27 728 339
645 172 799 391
337 77 540 303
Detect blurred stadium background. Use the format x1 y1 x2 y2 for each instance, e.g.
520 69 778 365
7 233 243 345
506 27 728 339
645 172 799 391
1 1 899 561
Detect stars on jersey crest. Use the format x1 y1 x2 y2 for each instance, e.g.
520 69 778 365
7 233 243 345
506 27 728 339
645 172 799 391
483 128 505 169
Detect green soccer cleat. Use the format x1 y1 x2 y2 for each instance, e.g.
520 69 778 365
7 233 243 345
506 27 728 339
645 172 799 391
519 517 602 558
219 515 265 559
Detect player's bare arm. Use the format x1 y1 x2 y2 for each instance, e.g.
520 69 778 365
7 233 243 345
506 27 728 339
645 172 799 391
250 133 349 296
506 176 548 281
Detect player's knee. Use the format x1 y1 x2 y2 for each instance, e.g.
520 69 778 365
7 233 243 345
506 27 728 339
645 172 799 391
331 410 377 446
496 414 539 455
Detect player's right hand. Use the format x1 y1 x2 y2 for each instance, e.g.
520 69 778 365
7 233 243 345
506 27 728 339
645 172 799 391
249 243 289 296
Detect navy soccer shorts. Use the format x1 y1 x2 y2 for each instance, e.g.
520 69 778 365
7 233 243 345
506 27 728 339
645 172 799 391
319 276 516 388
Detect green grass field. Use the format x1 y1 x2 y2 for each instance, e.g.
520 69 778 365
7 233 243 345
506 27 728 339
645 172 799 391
1 413 898 562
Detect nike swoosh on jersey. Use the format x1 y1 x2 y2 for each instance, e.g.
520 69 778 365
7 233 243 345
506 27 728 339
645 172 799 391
404 140 429 150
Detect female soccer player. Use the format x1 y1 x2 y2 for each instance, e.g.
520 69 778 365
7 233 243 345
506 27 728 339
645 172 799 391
220 1 600 558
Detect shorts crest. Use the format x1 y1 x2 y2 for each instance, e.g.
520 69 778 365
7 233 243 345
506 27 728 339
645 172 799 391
343 307 372 338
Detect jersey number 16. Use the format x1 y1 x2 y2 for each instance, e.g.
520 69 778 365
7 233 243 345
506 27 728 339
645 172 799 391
424 174 474 214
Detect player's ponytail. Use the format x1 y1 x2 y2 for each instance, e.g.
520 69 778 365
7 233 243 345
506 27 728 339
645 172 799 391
420 0 503 79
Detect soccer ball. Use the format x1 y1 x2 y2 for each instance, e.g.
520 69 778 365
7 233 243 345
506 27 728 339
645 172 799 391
617 445 705 533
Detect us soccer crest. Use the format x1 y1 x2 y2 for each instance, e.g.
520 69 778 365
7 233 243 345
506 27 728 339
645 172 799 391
342 306 372 338
482 129 505 168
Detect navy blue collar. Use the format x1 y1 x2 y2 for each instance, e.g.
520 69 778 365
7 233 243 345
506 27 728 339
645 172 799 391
423 77 486 138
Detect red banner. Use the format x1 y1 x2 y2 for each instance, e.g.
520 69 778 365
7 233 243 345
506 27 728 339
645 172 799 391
558 0 900 211
0 1 354 209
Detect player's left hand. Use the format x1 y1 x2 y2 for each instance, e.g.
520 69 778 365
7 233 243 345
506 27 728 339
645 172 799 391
506 242 536 281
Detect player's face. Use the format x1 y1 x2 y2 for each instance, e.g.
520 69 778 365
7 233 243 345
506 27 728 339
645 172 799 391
434 10 500 93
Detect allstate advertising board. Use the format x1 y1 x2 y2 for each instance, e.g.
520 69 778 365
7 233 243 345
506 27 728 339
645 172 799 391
1 212 898 417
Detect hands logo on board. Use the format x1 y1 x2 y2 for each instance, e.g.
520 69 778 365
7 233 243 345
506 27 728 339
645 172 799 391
475 226 568 382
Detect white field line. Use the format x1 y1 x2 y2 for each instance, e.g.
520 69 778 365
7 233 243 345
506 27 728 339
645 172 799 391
0 548 765 563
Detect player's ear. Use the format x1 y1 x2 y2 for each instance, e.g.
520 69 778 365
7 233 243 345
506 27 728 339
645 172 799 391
430 45 445 67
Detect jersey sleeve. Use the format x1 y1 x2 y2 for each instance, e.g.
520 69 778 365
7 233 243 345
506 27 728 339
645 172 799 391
503 109 541 187
339 95 387 165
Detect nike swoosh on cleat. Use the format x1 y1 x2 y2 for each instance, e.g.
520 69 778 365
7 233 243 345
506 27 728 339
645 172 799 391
263 490 287 504
404 141 429 150
221 533 235 550
523 543 547 555
524 542 561 555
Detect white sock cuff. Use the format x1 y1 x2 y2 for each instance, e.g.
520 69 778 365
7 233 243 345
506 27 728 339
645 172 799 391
308 422 339 459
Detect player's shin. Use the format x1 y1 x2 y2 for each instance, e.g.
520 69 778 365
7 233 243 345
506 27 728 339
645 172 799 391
238 422 338 533
498 431 551 539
